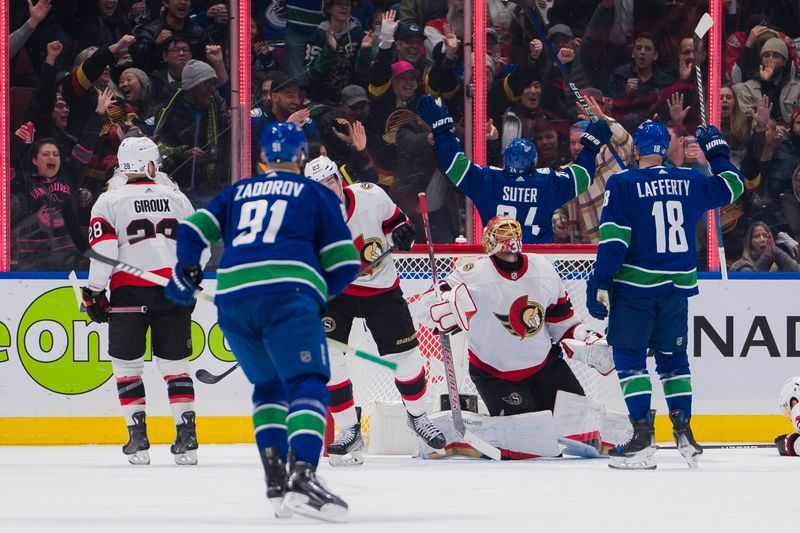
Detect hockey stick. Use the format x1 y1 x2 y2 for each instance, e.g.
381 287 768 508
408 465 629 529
522 8 626 169
658 443 774 450
195 338 397 384
68 271 147 313
355 244 398 279
692 13 729 287
418 192 501 460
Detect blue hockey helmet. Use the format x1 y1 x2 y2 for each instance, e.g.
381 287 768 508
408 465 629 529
260 122 307 163
503 138 537 175
632 121 671 158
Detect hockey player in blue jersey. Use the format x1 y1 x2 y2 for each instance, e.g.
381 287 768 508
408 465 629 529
164 122 360 522
416 94 612 243
586 121 745 470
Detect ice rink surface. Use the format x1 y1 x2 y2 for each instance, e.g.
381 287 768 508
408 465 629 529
0 444 792 532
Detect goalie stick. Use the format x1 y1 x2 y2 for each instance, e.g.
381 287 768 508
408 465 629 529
692 13 729 286
418 192 501 461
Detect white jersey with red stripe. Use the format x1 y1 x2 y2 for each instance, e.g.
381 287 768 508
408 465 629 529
440 253 581 380
342 182 408 297
87 177 195 291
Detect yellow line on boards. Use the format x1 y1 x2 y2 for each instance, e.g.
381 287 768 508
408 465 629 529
0 414 792 445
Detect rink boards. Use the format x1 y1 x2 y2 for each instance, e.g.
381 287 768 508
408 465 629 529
0 272 797 445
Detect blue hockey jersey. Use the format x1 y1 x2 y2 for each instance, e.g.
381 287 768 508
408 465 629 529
430 129 596 243
593 158 745 296
175 170 360 306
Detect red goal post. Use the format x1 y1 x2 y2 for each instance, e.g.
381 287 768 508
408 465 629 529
340 244 626 453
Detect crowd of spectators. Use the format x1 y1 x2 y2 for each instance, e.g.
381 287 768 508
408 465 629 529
8 0 800 272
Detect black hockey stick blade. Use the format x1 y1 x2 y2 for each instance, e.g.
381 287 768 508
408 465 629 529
196 363 240 384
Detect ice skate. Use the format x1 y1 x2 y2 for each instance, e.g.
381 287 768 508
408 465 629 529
326 423 365 467
260 447 292 518
669 409 703 468
281 461 348 523
407 412 447 449
170 411 198 465
122 411 150 465
608 410 656 470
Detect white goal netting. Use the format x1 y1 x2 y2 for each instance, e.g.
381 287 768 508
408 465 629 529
342 245 626 451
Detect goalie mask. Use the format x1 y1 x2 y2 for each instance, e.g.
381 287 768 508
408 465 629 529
482 215 523 256
779 376 800 416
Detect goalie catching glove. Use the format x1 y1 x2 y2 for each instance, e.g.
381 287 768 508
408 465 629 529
560 325 615 376
429 283 477 334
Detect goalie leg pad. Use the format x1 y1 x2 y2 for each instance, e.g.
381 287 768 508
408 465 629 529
419 410 561 460
553 391 602 457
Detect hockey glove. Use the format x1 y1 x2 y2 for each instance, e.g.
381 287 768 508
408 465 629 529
580 120 612 154
775 433 799 456
81 287 110 323
416 95 454 135
165 263 203 306
391 222 416 252
585 274 611 320
696 125 730 161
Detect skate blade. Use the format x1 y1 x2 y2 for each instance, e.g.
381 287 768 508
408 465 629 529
677 446 702 469
282 492 348 523
608 448 656 470
126 450 151 465
173 450 198 465
269 497 292 519
328 450 364 467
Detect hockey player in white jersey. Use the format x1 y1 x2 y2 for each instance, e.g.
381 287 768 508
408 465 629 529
304 156 447 465
81 136 201 466
776 376 800 456
417 215 618 458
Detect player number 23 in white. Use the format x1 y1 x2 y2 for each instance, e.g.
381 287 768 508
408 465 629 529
651 200 688 253
232 199 287 246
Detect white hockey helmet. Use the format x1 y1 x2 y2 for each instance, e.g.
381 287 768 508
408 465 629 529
304 155 342 183
117 136 161 177
779 376 800 415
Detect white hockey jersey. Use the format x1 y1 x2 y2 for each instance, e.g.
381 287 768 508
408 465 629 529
342 182 409 297
87 177 195 291
420 254 581 380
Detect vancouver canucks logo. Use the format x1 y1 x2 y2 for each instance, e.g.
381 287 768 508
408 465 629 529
354 234 385 276
494 295 544 339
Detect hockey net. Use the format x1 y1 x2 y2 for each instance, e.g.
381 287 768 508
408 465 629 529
343 244 626 452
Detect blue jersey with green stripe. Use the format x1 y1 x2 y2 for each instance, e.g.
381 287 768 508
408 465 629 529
594 157 745 296
431 129 595 243
175 170 360 306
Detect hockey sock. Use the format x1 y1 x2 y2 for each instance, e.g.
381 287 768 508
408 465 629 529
112 358 146 425
156 358 195 425
657 362 692 419
388 348 428 416
328 379 358 428
617 370 652 421
285 374 329 467
327 348 358 428
253 379 289 462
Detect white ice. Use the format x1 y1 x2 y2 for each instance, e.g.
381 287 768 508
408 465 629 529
0 444 792 532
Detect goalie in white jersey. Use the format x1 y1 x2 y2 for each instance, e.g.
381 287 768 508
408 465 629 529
81 137 201 466
304 156 446 465
418 216 619 457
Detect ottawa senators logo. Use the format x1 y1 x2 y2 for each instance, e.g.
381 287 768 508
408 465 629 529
494 295 544 339
353 234 386 276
